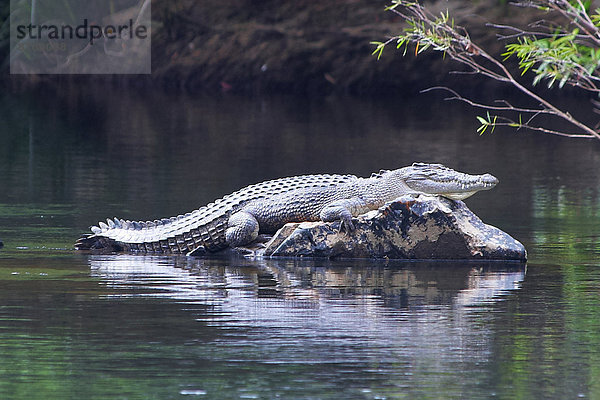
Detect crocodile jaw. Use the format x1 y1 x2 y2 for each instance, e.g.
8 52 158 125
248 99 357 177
402 163 498 200
442 190 484 201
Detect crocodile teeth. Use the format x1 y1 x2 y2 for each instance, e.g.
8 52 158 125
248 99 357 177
107 218 115 229
91 225 102 234
114 218 122 228
132 221 142 230
99 221 109 231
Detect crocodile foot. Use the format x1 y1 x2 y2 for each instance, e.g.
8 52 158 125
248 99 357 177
255 234 273 243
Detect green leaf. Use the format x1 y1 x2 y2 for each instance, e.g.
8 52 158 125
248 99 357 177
371 42 386 60
476 116 488 125
559 74 569 88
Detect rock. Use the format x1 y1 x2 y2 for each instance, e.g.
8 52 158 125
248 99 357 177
260 194 526 261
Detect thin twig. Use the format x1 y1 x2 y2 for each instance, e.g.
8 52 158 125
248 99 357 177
421 87 553 114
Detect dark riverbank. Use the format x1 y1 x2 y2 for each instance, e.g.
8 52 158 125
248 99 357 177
3 0 545 95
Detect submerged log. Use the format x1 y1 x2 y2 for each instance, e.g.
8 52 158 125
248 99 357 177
259 194 526 261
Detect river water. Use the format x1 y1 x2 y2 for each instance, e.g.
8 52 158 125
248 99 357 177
0 86 599 399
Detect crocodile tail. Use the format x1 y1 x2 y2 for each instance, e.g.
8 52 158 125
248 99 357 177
74 234 124 252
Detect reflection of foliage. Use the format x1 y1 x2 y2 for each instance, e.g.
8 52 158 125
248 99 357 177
531 185 600 264
562 265 600 399
488 182 600 399
490 265 600 399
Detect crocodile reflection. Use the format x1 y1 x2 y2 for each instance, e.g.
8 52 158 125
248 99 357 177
89 256 525 309
89 256 525 382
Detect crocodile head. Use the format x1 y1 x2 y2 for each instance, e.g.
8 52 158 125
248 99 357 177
400 163 498 200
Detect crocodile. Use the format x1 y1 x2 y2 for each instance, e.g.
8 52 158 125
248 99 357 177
75 163 498 255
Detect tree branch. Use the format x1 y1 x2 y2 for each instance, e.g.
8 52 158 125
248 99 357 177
378 0 600 141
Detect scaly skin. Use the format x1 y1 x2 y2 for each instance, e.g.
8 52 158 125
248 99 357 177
75 163 498 255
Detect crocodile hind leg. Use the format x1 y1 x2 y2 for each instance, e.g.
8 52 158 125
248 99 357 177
320 198 372 232
226 211 260 247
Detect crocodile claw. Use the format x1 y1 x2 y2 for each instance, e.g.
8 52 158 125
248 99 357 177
187 245 207 257
338 217 355 233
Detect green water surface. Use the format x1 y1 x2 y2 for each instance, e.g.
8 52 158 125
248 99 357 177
0 87 599 399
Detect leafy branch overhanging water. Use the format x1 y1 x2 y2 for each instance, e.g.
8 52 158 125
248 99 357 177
373 0 600 141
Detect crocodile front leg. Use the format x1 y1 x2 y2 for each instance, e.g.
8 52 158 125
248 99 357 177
225 211 260 247
320 198 372 232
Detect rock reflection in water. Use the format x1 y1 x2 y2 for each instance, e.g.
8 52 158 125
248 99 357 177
88 256 526 397
90 256 525 308
90 255 525 339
